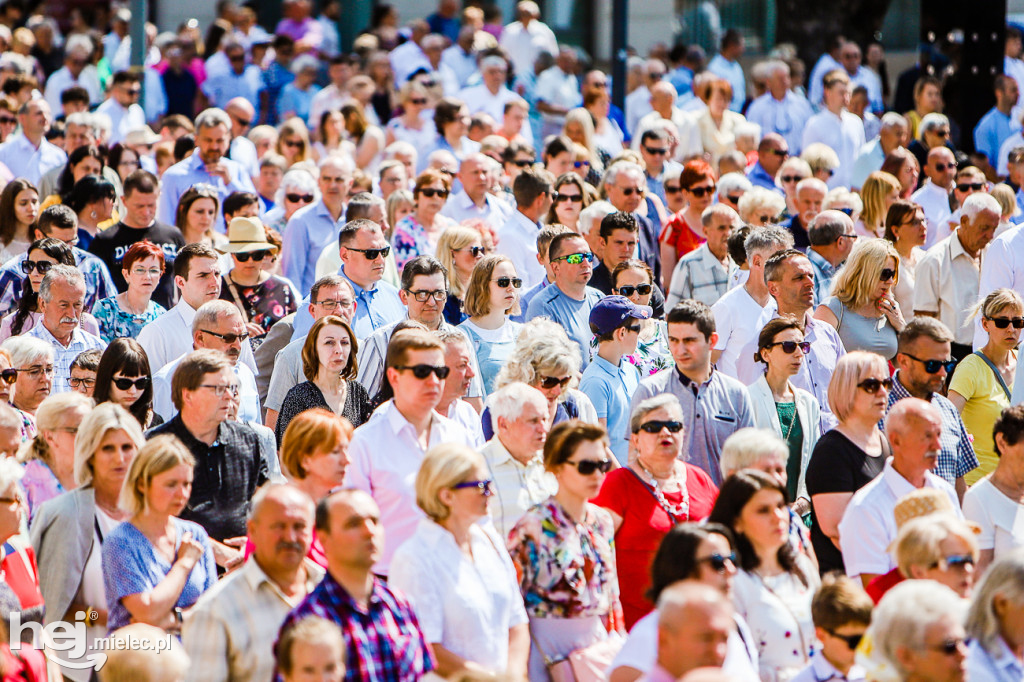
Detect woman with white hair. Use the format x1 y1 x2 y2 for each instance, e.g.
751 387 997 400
2 335 53 418
737 187 787 227
892 514 979 599
716 172 752 215
966 549 1024 681
277 55 322 124
776 156 811 219
263 168 319 236
20 391 93 520
390 443 529 679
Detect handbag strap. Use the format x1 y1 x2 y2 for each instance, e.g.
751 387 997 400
224 275 251 325
973 350 1012 402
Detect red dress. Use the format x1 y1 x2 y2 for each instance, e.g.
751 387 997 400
660 211 706 259
591 466 719 629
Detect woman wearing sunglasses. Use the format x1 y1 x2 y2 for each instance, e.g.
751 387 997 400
593 394 719 629
92 338 161 430
392 169 457 272
20 392 92 521
391 443 529 679
709 470 819 682
385 81 437 161
92 240 167 342
274 118 315 167
749 317 822 508
508 421 624 680
883 200 927 317
436 225 486 325
612 260 671 377
274 316 372 446
459 255 523 395
892 514 978 600
659 160 717 283
966 550 1024 681
814 237 904 360
949 288 1024 483
545 173 591 234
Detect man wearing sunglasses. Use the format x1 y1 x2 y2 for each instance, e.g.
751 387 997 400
638 127 683 206
495 167 554 291
223 98 260 180
886 319 976 497
910 146 956 250
838 398 964 589
95 70 145 145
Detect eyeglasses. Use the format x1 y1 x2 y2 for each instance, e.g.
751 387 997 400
780 175 804 183
313 298 353 311
565 458 613 475
539 375 571 389
838 232 859 242
900 218 926 227
555 193 584 204
696 552 737 573
765 340 811 354
956 182 984 192
200 329 250 344
286 193 314 203
492 277 522 288
419 188 449 199
573 161 590 168
879 268 897 282
451 479 493 496
857 377 893 394
932 554 975 570
827 631 864 650
932 162 955 171
454 246 486 257
616 284 652 296
0 368 15 385
928 637 971 656
688 185 716 198
283 140 304 149
512 159 533 167
618 187 645 196
16 366 53 378
552 252 595 265
21 260 54 275
68 376 95 389
235 250 272 262
637 420 685 434
395 364 451 380
406 288 447 302
643 146 669 156
131 267 162 277
664 184 682 194
199 383 241 397
901 352 957 374
112 377 150 391
347 246 391 260
125 87 141 97
987 316 1024 329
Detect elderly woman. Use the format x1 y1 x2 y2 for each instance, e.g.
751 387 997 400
716 172 753 216
893 514 979 598
593 395 720 629
264 169 318 235
822 187 864 223
31 403 144 677
391 444 529 678
749 316 822 505
508 421 624 680
697 79 746 166
459 255 524 395
612 260 671 377
966 549 1024 680
737 187 787 227
814 238 904 359
386 81 437 160
3 335 54 417
801 143 841 185
92 338 159 430
436 225 485 326
92 240 167 342
545 173 590 234
391 169 457 271
102 434 217 633
776 157 812 218
275 316 372 444
806 351 892 574
709 470 819 682
883 200 927 316
659 160 717 277
20 392 92 519
857 171 902 237
859 581 967 682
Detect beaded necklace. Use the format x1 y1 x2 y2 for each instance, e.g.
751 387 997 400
634 459 690 521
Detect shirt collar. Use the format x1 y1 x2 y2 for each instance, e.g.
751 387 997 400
338 264 378 295
242 555 325 594
174 298 198 323
810 651 866 682
34 322 82 347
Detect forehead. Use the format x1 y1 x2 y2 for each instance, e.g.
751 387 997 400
403 347 445 365
410 272 445 288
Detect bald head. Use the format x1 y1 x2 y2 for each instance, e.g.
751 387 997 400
925 145 956 187
225 97 255 119
657 582 734 677
250 482 315 521
885 398 944 477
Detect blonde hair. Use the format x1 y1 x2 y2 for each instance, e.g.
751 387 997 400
119 435 196 515
830 237 900 309
971 287 1024 323
564 108 602 172
415 443 484 522
860 171 902 235
827 350 889 422
22 392 94 466
275 616 346 677
98 623 190 682
436 225 484 299
74 403 145 487
737 187 786 225
801 142 840 177
894 514 978 578
276 117 314 163
991 183 1017 218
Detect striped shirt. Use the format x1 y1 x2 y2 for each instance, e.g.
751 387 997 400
666 243 735 309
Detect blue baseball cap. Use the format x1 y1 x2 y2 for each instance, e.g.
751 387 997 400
589 295 653 336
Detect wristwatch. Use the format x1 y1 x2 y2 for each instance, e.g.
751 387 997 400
172 607 184 632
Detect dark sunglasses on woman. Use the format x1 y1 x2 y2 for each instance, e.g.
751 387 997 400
987 316 1024 329
567 458 613 475
857 377 893 394
235 250 272 263
0 368 15 385
21 260 54 275
616 284 652 297
112 377 150 391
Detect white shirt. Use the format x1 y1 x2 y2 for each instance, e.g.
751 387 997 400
711 284 767 379
390 519 528 670
0 132 66 186
625 85 652 137
495 210 545 290
442 45 478 88
633 108 702 162
807 53 843 108
745 91 814 155
229 135 259 179
152 351 261 424
997 131 1024 176
137 299 257 375
910 180 953 250
389 41 431 85
498 19 558 80
791 651 866 682
43 65 102 111
801 109 866 189
445 399 484 447
95 98 147 144
838 458 962 578
534 66 581 133
914 230 983 346
440 189 513 232
976 224 1024 351
345 400 474 575
963 476 1024 559
458 83 521 124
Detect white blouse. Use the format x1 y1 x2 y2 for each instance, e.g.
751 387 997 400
963 477 1024 557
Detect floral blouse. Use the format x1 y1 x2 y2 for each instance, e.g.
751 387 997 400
391 214 456 272
220 274 298 348
507 498 620 619
91 297 166 342
625 321 672 377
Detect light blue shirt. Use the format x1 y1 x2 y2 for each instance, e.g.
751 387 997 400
201 65 264 109
745 91 814 155
707 54 746 112
291 265 405 342
514 276 549 323
157 152 257 233
525 284 604 369
276 82 321 125
579 354 640 464
974 107 1015 167
280 200 343 295
967 636 1024 682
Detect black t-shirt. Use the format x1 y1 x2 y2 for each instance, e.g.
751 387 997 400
88 220 186 309
805 429 888 574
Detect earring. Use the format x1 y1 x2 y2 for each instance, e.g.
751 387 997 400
91 211 97 219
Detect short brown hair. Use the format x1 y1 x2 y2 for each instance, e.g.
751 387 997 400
385 328 445 370
280 408 354 479
994 404 1024 458
170 349 232 410
897 317 953 353
811 572 874 631
512 166 554 208
756 315 803 364
413 168 452 198
302 316 358 382
543 419 609 471
463 254 520 318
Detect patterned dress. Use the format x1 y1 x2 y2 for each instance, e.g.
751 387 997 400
219 274 298 350
390 214 456 272
91 297 166 343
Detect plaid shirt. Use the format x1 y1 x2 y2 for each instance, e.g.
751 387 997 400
277 572 434 682
666 243 736 309
882 372 978 483
0 248 116 317
807 247 838 307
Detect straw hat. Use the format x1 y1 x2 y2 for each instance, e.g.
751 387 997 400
219 217 277 254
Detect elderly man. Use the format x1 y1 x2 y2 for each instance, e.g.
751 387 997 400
838 398 963 587
850 112 910 190
152 300 261 424
910 146 957 250
158 108 257 232
496 167 555 290
183 484 324 682
915 192 1000 360
458 56 521 124
806 209 858 305
626 59 667 137
634 82 702 163
0 98 64 184
499 1 558 82
434 328 484 444
43 34 101 111
25 265 105 393
440 152 513 231
604 162 662 285
785 178 827 250
667 204 739 308
745 61 813 155
224 97 259 179
644 583 735 681
746 133 789 193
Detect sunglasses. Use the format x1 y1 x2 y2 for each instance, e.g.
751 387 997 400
725 194 742 203
540 375 571 389
988 316 1024 329
573 161 590 168
934 554 975 570
619 187 644 196
956 182 984 192
454 246 486 257
492 277 522 288
0 116 16 125
0 368 15 385
616 284 652 296
933 162 955 171
828 631 864 650
688 185 716 198
857 377 893 394
452 479 493 496
21 260 54 275
902 352 957 374
555 193 584 204
283 140 304 149
643 146 669 156
765 340 811 354
112 377 150 391
935 130 951 138
410 98 428 105
235 250 272 262
929 637 971 656
759 214 784 223
553 252 596 265
234 116 253 127
769 148 789 157
419 188 449 199
696 552 737 573
286 193 314 203
566 458 613 475
512 159 533 167
664 185 682 194
347 246 391 260
396 364 451 380
200 329 250 344
780 175 803 183
879 268 897 282
637 420 684 434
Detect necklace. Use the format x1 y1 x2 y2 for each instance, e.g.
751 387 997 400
778 401 797 441
635 459 690 520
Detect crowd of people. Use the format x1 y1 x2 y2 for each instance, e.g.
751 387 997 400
0 0 1021 680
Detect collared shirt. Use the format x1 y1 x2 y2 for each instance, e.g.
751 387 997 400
914 229 983 346
95 98 146 144
525 284 604 369
790 650 866 682
458 84 522 125
147 415 271 541
745 91 814 155
183 557 324 682
43 65 102 111
481 436 557 541
290 272 404 344
628 367 755 485
0 132 66 185
801 109 866 189
534 66 581 133
712 284 767 379
345 401 474 575
157 152 257 233
807 54 843 108
498 19 558 81
440 189 513 232
280 200 343 294
668 243 736 309
634 108 702 162
580 354 641 463
707 54 746 111
201 65 263 110
967 636 1024 682
0 248 116 318
910 180 953 250
838 458 962 578
228 135 259 179
152 352 261 424
977 224 1024 351
26 323 105 393
137 299 257 375
807 247 839 306
276 571 434 682
746 161 783 193
495 210 545 290
850 137 885 190
883 372 977 484
974 106 1015 167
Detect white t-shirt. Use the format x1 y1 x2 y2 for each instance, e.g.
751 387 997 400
711 285 767 379
962 477 1024 557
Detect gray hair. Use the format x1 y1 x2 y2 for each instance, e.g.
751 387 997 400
764 59 790 78
795 177 828 197
195 107 232 133
962 192 1001 223
629 394 684 434
192 300 241 334
880 112 908 131
385 141 418 162
743 225 794 259
0 456 23 497
291 54 319 75
277 168 319 201
733 121 761 146
480 55 507 71
65 111 103 141
249 482 315 522
717 172 753 195
39 265 85 302
319 153 355 175
65 34 93 58
720 428 788 479
967 548 1024 658
808 209 854 246
604 162 645 187
1 336 53 368
488 382 548 431
579 200 616 237
919 112 950 139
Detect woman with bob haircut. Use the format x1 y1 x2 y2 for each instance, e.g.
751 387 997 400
91 240 167 342
391 443 529 679
20 391 93 519
814 237 904 359
966 548 1024 681
805 351 891 574
856 170 902 237
92 338 159 429
436 224 486 326
882 200 927 316
102 434 217 633
892 514 979 598
459 255 523 395
274 315 372 445
545 173 591 234
391 168 458 272
0 178 39 263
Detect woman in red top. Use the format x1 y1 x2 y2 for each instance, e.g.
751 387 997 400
0 457 43 623
659 160 717 288
592 394 718 628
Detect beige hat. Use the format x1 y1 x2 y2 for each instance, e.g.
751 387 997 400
219 217 277 254
124 126 161 146
886 487 981 553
